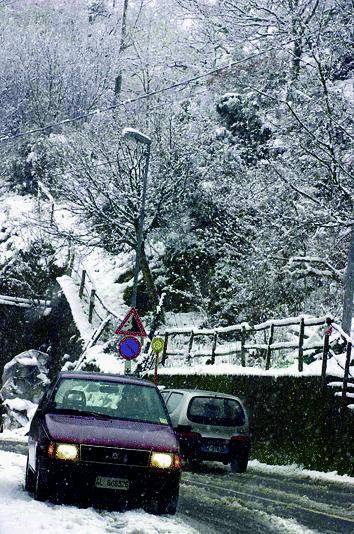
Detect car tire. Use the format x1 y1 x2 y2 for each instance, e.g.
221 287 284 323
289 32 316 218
33 466 48 501
189 458 202 470
144 487 179 515
230 455 248 474
25 456 35 493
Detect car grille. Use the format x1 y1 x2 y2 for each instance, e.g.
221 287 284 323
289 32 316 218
80 445 150 467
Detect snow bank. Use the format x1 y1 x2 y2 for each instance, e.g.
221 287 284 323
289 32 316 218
57 275 95 341
0 430 28 443
78 248 132 318
248 459 354 486
1 350 49 433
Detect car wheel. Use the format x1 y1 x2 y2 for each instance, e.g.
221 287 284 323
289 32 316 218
189 458 202 470
25 456 35 493
230 455 248 474
144 487 179 515
33 466 48 501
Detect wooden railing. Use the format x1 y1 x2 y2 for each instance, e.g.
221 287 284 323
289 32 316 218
326 322 353 403
160 315 329 372
67 252 118 325
0 294 51 309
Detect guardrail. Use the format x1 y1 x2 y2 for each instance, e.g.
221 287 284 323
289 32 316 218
0 294 51 309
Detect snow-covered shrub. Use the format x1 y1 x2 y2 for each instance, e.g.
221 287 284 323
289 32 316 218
0 350 50 434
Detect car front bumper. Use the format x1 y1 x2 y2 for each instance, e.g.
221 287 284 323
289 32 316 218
38 457 181 500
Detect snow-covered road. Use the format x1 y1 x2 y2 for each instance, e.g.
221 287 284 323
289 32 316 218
1 449 354 534
0 451 197 534
179 463 354 533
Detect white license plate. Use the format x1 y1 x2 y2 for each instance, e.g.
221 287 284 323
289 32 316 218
95 476 129 490
202 444 228 453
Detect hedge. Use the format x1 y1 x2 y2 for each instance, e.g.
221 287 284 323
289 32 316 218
152 374 354 475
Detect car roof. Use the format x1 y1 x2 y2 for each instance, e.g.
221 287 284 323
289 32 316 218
58 371 155 388
162 388 241 400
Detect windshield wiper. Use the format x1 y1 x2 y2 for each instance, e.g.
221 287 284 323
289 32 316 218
82 411 114 420
50 407 112 419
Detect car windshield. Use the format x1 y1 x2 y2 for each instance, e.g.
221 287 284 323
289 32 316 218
49 378 169 425
187 396 245 427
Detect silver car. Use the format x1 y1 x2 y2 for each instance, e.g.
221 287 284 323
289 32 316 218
161 388 250 473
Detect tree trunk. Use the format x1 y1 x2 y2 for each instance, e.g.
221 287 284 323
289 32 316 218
292 37 302 80
114 0 129 99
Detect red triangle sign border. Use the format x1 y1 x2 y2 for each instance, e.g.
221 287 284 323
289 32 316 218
114 307 147 337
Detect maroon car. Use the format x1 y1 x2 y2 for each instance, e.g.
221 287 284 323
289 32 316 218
25 371 181 514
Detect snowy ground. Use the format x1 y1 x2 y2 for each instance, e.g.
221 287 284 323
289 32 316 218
1 450 353 534
0 451 197 534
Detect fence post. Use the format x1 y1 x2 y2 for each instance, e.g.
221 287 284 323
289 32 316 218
265 323 274 370
240 326 246 367
88 289 96 323
342 342 352 398
187 331 194 363
298 317 305 372
321 333 330 386
211 332 218 364
79 270 86 299
161 333 169 366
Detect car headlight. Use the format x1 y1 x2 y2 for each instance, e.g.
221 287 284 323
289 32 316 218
48 442 79 461
150 452 179 469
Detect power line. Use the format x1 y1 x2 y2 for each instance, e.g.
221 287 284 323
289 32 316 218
0 0 20 8
27 85 212 181
0 49 271 144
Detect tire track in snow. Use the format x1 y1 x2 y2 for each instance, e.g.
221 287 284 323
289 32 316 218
181 475 354 533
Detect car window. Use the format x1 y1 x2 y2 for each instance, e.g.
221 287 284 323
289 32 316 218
160 391 170 401
166 392 183 413
187 396 245 427
50 378 169 425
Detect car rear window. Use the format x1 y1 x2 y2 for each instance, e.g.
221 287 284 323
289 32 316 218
187 396 245 427
50 378 169 425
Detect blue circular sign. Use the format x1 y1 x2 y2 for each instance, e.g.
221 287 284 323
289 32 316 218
118 335 141 360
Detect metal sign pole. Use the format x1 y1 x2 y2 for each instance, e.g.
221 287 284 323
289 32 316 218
154 351 160 385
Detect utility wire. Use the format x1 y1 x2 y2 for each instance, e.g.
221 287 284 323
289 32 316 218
0 0 20 8
0 49 271 144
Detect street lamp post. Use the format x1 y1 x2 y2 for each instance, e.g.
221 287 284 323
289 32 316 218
122 128 152 373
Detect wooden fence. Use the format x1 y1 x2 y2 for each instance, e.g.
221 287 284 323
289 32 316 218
326 323 354 403
67 252 118 325
160 315 330 373
159 316 354 405
0 294 51 310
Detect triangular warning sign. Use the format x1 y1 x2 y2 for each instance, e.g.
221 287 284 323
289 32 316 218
114 307 147 337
